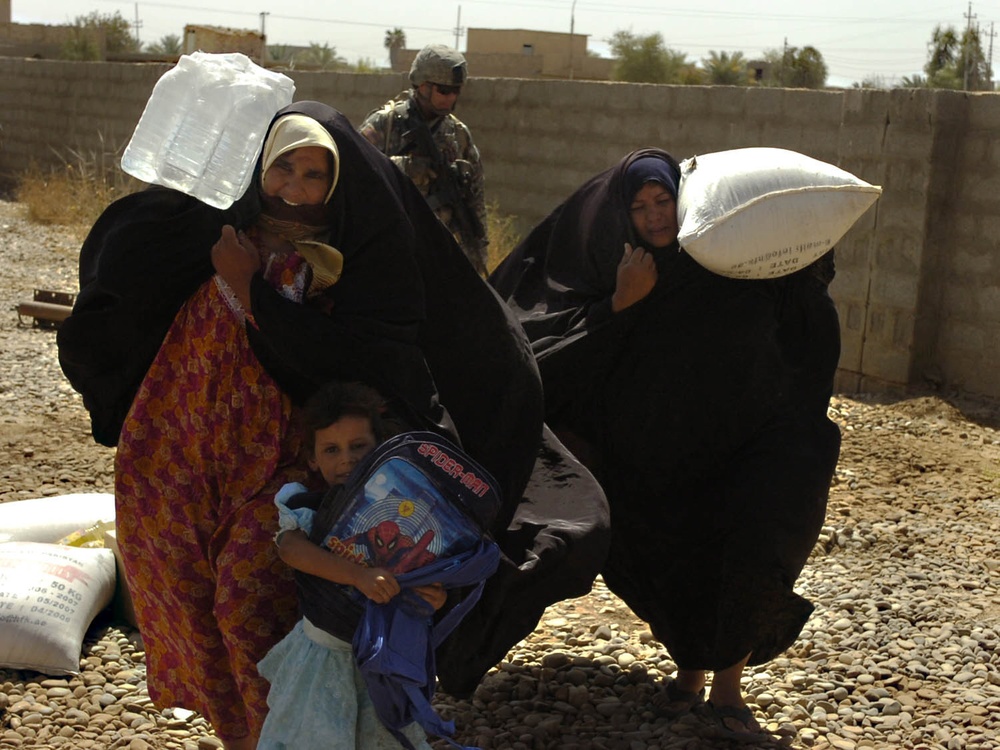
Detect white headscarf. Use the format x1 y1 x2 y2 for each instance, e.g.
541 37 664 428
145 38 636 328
261 114 341 204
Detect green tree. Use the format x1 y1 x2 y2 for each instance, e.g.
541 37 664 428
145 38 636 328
384 28 406 66
925 24 992 90
762 45 828 88
927 25 959 75
352 57 379 73
854 74 897 89
900 74 928 88
609 30 691 84
62 11 140 60
62 28 100 60
268 45 294 67
146 34 182 56
300 42 348 71
702 50 748 85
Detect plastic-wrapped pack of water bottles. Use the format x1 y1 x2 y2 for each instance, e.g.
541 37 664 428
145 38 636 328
121 51 295 209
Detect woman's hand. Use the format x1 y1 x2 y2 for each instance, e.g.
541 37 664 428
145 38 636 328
412 583 447 611
611 243 658 312
355 567 401 604
211 225 260 309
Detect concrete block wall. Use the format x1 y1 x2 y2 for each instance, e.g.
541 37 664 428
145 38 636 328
1 59 998 401
0 59 166 171
830 88 891 393
929 91 1000 397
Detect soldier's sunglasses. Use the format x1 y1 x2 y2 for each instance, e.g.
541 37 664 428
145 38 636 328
433 83 462 96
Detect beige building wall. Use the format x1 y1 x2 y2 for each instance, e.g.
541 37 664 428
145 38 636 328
183 25 265 62
0 22 99 59
467 28 612 80
394 28 613 81
0 59 998 402
470 28 586 58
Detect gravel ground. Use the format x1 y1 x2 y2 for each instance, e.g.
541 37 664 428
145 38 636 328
1 199 999 750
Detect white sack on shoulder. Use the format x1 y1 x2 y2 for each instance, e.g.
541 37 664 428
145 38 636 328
677 147 881 279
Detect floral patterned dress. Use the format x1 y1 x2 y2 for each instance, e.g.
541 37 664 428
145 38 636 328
115 249 314 741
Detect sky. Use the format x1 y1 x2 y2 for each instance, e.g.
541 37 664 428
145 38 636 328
14 1 999 87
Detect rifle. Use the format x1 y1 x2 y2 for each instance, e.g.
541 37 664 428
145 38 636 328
401 107 486 254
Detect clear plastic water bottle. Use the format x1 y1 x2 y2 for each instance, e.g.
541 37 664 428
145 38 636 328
199 84 284 206
120 55 201 185
121 52 295 209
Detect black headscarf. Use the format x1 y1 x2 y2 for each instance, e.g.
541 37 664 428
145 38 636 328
621 154 679 204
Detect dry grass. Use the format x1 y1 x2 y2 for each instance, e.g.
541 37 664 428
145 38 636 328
15 147 524 271
485 202 521 274
16 140 142 232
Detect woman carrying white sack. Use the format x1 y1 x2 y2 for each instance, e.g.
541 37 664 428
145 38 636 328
490 148 842 742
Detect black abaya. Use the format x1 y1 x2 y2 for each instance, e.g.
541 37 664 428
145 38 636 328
490 148 841 670
57 101 609 694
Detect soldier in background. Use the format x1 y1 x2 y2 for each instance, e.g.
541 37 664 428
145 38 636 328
359 44 489 275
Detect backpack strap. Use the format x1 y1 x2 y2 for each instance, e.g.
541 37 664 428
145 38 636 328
353 540 500 750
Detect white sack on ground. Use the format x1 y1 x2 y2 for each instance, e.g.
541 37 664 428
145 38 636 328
0 493 115 543
0 542 116 674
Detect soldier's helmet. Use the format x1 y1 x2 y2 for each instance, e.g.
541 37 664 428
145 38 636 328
409 44 468 87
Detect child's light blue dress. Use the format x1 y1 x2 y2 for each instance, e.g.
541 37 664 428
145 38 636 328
257 483 433 750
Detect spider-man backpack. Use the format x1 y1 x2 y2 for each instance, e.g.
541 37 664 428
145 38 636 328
307 431 502 750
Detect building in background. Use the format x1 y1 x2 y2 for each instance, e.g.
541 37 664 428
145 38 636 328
184 25 265 63
0 0 102 60
392 28 613 81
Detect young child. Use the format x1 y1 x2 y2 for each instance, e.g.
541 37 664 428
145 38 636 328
257 381 444 750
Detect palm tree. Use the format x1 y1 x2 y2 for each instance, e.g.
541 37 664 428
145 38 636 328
268 45 294 68
702 50 748 85
146 34 182 55
926 26 959 77
301 42 347 71
900 74 927 88
384 28 406 67
923 24 992 90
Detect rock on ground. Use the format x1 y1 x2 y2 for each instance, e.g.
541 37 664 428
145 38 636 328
1 200 999 750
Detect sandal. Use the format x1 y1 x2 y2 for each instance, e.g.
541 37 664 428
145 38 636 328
652 679 706 717
701 700 766 743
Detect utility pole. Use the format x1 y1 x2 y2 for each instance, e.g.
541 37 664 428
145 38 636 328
964 1 976 90
569 0 576 80
257 10 271 67
259 11 270 64
133 2 142 48
782 37 788 85
988 21 996 88
453 6 464 51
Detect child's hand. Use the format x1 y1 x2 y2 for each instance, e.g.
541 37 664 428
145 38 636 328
412 583 447 611
357 567 400 604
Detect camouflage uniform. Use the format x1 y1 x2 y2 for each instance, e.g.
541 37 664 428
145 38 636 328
359 93 488 275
